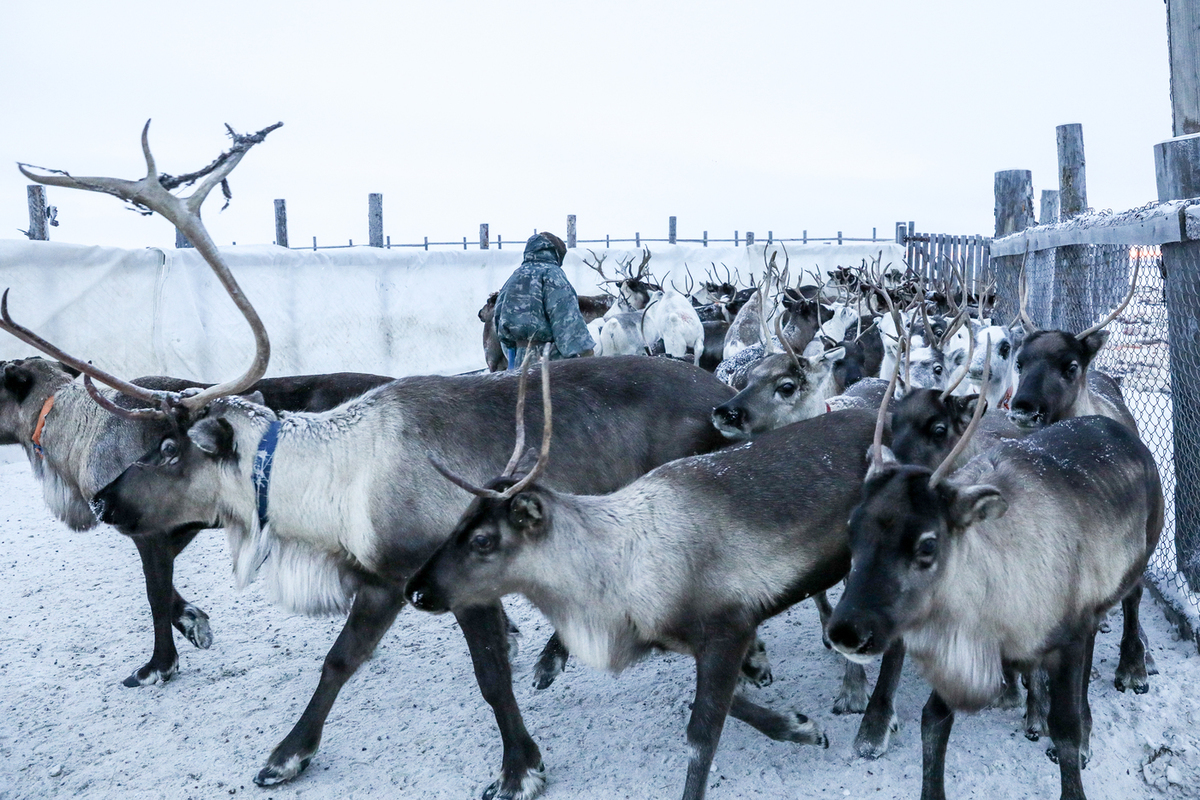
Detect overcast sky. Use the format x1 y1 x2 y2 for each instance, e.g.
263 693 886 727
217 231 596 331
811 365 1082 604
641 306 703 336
0 1 1173 252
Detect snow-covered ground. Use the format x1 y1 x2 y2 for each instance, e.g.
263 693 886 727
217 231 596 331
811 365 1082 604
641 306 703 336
0 457 1197 800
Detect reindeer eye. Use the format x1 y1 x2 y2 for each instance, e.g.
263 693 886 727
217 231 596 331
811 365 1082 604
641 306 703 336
160 439 179 461
471 533 496 555
933 365 944 377
932 424 948 438
915 533 938 565
999 341 1011 359
1064 362 1080 380
776 382 797 398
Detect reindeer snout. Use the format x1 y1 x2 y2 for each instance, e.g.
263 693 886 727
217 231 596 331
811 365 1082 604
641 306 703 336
711 404 748 436
1007 398 1044 429
826 618 880 664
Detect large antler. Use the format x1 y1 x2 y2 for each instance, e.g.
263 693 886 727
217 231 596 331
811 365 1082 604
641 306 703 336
929 346 991 487
1016 244 1037 331
429 345 553 500
1075 259 1141 341
11 120 280 416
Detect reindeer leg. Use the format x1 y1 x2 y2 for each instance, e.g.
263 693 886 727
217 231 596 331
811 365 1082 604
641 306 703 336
1044 632 1091 800
1023 667 1050 741
457 602 545 800
854 640 905 758
729 692 827 746
738 634 773 688
682 630 755 800
1115 581 1150 693
532 632 569 690
833 659 869 715
991 665 1024 709
814 590 834 649
255 581 405 786
124 529 205 687
920 690 955 800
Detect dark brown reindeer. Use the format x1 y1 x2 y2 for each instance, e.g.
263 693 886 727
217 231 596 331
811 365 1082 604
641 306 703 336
406 357 909 799
827 357 1163 800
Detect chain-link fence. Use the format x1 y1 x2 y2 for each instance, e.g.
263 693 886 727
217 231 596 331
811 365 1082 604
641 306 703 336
994 240 1199 638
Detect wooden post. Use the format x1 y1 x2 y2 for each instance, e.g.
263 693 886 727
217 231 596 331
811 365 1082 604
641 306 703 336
802 230 807 243
479 224 489 250
703 230 708 247
635 232 640 247
176 227 192 248
669 216 677 244
746 231 755 246
1039 189 1060 225
1158 120 1200 592
895 222 906 244
424 236 429 251
1168 0 1200 136
768 231 773 244
368 194 384 247
274 199 288 248
990 169 1035 323
735 231 739 246
1051 124 1089 330
26 186 48 240
566 214 577 248
312 236 317 251
837 231 843 245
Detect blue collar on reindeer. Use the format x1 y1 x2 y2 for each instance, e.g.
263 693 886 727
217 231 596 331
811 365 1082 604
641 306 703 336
252 420 283 529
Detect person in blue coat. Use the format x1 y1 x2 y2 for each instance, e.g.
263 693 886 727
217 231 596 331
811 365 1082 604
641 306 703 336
494 232 595 368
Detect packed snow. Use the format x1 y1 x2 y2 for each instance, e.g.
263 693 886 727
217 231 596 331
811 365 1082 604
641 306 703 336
0 457 1197 800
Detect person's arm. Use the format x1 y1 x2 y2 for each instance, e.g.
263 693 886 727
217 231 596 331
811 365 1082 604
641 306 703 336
543 271 596 358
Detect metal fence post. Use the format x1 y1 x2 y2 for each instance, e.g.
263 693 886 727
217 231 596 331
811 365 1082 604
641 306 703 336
480 224 489 250
369 193 384 247
990 170 1035 323
669 216 677 244
26 186 48 240
567 214 577 248
1158 133 1200 591
274 199 288 248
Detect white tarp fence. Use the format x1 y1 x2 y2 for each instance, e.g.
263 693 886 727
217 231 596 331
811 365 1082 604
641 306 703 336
0 239 904 380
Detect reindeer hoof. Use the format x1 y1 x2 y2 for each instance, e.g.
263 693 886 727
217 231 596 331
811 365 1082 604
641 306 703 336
122 659 178 687
1046 745 1059 764
833 687 869 715
253 755 311 787
1114 670 1149 695
853 710 899 759
532 652 566 691
1024 727 1040 742
1146 650 1159 676
177 605 212 650
481 762 546 800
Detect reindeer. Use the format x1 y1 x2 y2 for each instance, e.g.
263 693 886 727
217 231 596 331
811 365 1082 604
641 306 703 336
85 351 740 796
641 273 705 365
1007 261 1140 433
827 371 1163 800
406 361 911 800
711 316 845 440
479 292 509 372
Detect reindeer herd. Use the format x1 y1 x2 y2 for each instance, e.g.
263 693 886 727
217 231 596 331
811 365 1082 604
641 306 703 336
1 124 1165 800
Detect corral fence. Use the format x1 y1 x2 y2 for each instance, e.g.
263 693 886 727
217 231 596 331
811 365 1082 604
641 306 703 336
991 195 1200 651
898 221 993 297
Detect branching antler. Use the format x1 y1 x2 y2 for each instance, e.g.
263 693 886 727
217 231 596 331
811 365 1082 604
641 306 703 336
10 120 280 417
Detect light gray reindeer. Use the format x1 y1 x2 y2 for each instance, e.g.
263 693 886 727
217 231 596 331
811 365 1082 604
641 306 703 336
406 364 905 800
827 373 1163 800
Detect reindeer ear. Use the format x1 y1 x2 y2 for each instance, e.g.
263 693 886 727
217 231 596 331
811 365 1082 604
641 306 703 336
950 395 982 431
864 445 899 478
509 493 547 536
1079 330 1108 363
819 346 846 363
2 365 34 402
946 484 1007 529
188 418 236 458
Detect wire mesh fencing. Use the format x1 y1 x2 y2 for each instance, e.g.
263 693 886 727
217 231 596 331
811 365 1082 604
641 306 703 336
1015 242 1198 627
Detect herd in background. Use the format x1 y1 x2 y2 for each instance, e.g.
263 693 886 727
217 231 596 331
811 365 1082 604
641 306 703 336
0 122 1165 800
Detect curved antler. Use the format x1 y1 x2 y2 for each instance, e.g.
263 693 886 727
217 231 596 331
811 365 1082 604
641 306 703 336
939 316 976 400
1016 244 1036 331
929 344 991 487
775 314 801 372
1075 259 1141 341
429 345 554 500
14 120 280 415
